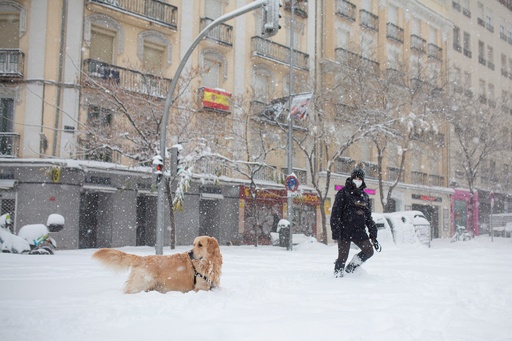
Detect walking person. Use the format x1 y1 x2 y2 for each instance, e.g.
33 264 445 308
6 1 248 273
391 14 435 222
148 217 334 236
330 165 379 277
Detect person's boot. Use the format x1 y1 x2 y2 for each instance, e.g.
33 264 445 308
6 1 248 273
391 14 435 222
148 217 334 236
334 259 345 278
345 255 363 274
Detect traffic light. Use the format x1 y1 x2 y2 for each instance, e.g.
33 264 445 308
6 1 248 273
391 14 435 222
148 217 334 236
170 145 183 177
261 0 282 38
153 155 163 184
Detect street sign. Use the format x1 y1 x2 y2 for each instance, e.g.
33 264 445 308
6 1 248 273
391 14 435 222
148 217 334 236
285 174 299 192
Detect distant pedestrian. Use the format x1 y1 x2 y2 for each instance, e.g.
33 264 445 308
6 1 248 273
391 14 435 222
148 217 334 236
330 164 379 277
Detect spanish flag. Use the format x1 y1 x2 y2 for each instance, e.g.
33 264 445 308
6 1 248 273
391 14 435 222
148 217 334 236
203 87 231 112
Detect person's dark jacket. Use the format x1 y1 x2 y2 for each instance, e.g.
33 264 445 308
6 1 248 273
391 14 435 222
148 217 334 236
330 178 378 241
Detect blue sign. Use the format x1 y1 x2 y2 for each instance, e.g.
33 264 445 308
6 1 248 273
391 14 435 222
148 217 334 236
285 175 299 192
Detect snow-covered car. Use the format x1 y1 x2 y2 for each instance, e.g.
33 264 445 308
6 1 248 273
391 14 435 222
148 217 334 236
371 212 395 248
383 211 431 246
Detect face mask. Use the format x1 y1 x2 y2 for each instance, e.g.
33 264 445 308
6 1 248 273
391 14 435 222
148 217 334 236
353 179 363 188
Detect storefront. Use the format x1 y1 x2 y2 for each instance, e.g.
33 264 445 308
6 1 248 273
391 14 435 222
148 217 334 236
238 186 319 245
451 189 479 236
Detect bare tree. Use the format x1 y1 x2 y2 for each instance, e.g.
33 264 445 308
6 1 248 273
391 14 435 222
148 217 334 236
444 88 510 234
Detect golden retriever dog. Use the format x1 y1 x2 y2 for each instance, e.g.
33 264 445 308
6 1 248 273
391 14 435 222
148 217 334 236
92 236 222 294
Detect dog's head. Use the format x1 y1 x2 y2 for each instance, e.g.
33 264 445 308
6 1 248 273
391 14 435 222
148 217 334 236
190 236 220 260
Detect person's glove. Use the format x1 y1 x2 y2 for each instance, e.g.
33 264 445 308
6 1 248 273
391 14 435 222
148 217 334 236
371 238 381 252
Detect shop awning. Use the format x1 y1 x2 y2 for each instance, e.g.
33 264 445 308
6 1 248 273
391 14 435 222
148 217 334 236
82 185 118 193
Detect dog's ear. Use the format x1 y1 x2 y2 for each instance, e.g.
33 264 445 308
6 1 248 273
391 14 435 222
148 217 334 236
207 237 220 254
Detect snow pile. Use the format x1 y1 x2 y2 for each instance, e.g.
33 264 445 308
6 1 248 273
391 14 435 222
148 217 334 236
0 236 511 341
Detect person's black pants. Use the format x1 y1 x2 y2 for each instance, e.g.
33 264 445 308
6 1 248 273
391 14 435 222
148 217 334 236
337 238 374 267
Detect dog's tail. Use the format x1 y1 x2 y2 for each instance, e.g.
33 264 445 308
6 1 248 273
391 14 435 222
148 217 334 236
92 248 142 272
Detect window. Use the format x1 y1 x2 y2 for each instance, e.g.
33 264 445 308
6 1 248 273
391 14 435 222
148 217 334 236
0 12 19 48
361 31 375 59
253 66 273 102
387 44 401 69
463 71 471 88
388 5 398 25
453 26 461 51
486 8 493 31
88 105 113 128
85 15 124 60
90 27 115 63
0 98 14 133
336 26 350 49
429 27 438 45
412 17 420 36
361 0 371 11
463 31 471 57
143 41 164 74
487 46 494 70
502 53 508 75
479 79 486 102
477 2 484 26
205 0 223 19
201 51 226 89
478 40 485 65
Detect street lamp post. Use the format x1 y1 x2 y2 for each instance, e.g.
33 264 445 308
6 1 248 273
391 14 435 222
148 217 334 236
155 0 279 255
286 0 295 251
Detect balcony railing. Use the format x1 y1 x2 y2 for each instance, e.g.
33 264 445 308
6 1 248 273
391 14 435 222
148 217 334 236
429 175 445 187
411 171 429 185
0 49 24 78
335 47 379 73
411 35 426 53
360 10 378 31
83 59 172 98
0 132 20 158
200 17 233 46
337 0 356 22
428 43 443 60
251 36 309 71
88 0 178 29
386 23 404 43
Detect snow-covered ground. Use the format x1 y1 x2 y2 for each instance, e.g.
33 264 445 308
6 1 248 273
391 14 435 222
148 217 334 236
1 236 511 341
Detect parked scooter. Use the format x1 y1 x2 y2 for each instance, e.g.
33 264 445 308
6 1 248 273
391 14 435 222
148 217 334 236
450 224 472 243
0 213 64 255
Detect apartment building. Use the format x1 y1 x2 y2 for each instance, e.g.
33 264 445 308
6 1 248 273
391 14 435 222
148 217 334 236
448 0 512 231
0 0 510 248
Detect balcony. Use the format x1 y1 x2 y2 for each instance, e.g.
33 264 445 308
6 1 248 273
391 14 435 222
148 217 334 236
453 42 462 52
386 68 405 85
452 1 461 11
88 0 178 29
0 132 20 158
200 17 233 46
487 61 495 70
386 167 404 182
337 0 356 22
462 8 471 18
251 36 309 71
335 47 379 73
501 68 508 77
486 23 494 33
411 35 426 54
477 17 485 27
428 43 443 60
429 175 445 187
0 49 24 78
83 59 172 98
478 56 486 66
386 23 404 43
463 48 472 58
360 10 378 31
411 171 429 186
